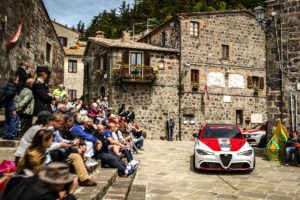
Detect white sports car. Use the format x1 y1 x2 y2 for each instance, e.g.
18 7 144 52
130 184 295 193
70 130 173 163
242 125 267 147
193 124 255 172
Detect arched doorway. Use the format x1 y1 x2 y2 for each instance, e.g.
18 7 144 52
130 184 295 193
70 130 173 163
100 86 106 98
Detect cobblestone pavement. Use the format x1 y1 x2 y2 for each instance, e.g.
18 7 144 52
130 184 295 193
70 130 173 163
132 140 300 200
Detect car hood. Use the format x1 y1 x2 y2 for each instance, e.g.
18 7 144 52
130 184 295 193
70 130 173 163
199 138 246 152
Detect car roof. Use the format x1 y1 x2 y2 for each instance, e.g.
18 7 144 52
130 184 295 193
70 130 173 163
205 124 238 127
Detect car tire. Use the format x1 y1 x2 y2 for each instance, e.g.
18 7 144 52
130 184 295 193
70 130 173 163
258 135 267 148
193 153 198 172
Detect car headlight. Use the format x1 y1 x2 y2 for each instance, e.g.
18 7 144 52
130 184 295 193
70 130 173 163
238 149 253 156
196 149 214 155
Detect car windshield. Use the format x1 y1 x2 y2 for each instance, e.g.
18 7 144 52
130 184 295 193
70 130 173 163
201 126 243 139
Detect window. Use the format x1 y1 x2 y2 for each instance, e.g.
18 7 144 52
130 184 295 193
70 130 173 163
100 56 104 71
191 70 199 83
59 37 68 47
247 76 264 89
222 44 229 60
68 60 77 73
68 90 77 101
130 52 143 66
46 43 52 63
190 21 199 37
236 110 243 125
162 31 166 46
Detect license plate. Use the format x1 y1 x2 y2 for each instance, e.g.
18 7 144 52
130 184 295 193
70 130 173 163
220 143 231 148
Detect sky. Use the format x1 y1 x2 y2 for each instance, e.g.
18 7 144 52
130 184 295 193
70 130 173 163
44 0 134 28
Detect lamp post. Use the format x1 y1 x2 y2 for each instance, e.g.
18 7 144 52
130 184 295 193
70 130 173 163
178 62 191 141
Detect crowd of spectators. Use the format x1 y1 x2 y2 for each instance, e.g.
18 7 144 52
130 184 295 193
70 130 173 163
0 63 144 200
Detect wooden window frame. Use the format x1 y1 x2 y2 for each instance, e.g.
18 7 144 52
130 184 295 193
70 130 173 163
222 44 229 60
190 21 199 37
46 42 52 63
68 89 77 101
68 59 77 73
191 69 199 83
162 31 166 46
130 51 144 66
236 110 243 125
59 37 68 47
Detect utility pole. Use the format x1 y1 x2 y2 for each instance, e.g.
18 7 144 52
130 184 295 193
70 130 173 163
146 18 156 33
132 22 143 42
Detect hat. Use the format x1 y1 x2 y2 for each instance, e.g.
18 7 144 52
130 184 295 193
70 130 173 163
37 111 56 121
39 162 76 185
36 66 51 74
92 103 97 107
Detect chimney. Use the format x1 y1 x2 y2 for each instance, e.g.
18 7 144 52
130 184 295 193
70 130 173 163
76 42 80 49
95 31 105 39
122 29 131 42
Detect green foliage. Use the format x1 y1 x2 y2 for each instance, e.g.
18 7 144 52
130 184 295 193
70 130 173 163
84 0 265 39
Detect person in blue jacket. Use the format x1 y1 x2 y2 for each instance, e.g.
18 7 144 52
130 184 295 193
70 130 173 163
70 115 99 167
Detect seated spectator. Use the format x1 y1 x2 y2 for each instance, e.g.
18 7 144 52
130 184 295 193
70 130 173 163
17 129 54 174
103 123 126 157
284 131 300 167
15 111 56 164
94 125 135 177
112 124 123 142
89 103 98 124
1 163 77 200
70 115 99 167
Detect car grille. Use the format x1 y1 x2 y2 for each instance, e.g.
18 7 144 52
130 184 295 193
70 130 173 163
220 154 232 167
229 163 250 169
200 162 222 168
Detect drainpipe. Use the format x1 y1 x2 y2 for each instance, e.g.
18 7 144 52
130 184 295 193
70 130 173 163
291 93 294 131
295 94 298 131
178 17 182 141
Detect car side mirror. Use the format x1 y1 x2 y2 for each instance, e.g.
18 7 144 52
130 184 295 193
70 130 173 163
192 133 198 138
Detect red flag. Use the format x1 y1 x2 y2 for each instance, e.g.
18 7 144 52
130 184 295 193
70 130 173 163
202 85 210 103
6 17 25 51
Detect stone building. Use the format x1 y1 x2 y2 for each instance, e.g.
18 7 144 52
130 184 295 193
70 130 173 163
84 31 180 139
265 0 300 134
0 0 64 86
52 21 85 100
139 10 267 139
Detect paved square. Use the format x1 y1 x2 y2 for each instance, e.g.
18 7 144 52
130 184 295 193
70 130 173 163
133 140 300 200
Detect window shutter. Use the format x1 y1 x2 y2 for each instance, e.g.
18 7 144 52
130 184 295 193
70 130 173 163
103 54 107 71
122 50 129 65
144 51 150 66
247 76 253 88
259 77 264 89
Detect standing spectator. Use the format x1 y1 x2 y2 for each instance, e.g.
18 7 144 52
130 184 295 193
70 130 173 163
16 78 35 137
2 76 19 140
32 66 54 115
52 84 66 100
166 118 175 141
15 61 29 95
118 104 126 117
100 97 109 109
126 107 135 123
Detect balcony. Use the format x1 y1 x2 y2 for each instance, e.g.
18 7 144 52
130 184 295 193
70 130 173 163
113 65 156 84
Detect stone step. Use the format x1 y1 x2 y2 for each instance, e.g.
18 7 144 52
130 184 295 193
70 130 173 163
75 167 118 200
127 185 146 200
103 167 138 200
0 139 19 148
0 147 16 162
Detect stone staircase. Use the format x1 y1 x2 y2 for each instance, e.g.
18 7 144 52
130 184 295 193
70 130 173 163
0 139 145 200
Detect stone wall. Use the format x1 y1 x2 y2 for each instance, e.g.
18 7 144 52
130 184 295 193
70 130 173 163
52 21 79 48
64 56 85 99
85 40 181 139
266 0 300 134
0 0 64 87
140 11 267 140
